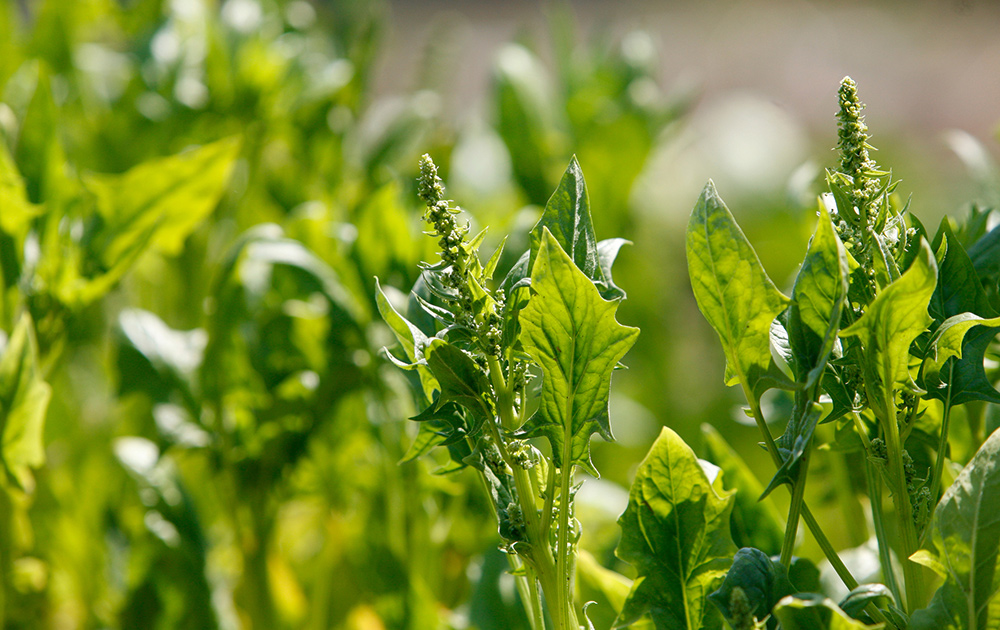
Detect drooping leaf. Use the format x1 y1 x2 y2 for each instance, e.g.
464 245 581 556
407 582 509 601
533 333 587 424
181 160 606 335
519 229 638 474
686 181 792 402
708 547 794 630
0 314 52 491
615 427 736 630
838 583 896 620
596 237 629 300
910 428 1000 630
839 239 938 402
701 424 785 555
772 594 881 629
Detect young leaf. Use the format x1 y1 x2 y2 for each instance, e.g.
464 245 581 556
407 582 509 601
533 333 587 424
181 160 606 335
528 156 607 288
708 547 795 629
766 203 849 496
686 181 792 401
518 229 638 474
0 314 52 491
615 427 736 630
785 202 849 386
422 338 493 435
910 427 1000 630
701 424 785 555
839 239 938 400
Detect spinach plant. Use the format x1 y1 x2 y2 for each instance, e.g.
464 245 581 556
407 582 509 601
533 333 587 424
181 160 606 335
380 154 638 629
673 77 1000 629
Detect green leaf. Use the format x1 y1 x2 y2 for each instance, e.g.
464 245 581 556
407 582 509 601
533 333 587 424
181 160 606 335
686 181 792 402
85 136 240 259
518 229 638 474
423 338 493 435
493 43 560 205
840 239 938 401
921 226 1000 405
0 139 40 238
910 427 1000 630
375 278 438 399
765 202 850 496
968 222 1000 283
772 594 881 629
577 549 654 630
922 313 1000 405
701 424 785 555
0 314 52 491
838 583 896 620
786 201 849 386
528 156 606 288
909 579 969 630
615 427 736 630
708 547 794 629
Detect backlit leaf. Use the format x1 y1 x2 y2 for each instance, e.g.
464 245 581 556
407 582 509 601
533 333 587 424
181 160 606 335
519 229 638 474
686 181 792 401
0 314 52 491
615 427 736 630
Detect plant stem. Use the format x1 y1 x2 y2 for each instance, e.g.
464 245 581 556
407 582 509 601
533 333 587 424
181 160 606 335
780 448 809 568
929 390 953 507
487 356 576 629
866 458 903 608
741 391 858 590
878 379 924 612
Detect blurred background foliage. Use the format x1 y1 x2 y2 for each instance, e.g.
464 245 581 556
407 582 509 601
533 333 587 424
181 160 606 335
0 0 997 628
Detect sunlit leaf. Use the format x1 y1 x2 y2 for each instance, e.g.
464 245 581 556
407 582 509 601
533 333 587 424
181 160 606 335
686 181 792 401
519 229 638 474
0 314 51 491
615 427 736 630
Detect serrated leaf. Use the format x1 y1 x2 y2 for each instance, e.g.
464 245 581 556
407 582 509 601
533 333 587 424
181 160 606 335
0 314 52 491
422 339 493 435
921 226 1000 405
840 239 938 402
772 594 881 629
518 229 638 474
686 181 793 402
701 424 785 555
708 547 794 630
910 428 1000 630
615 427 736 630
